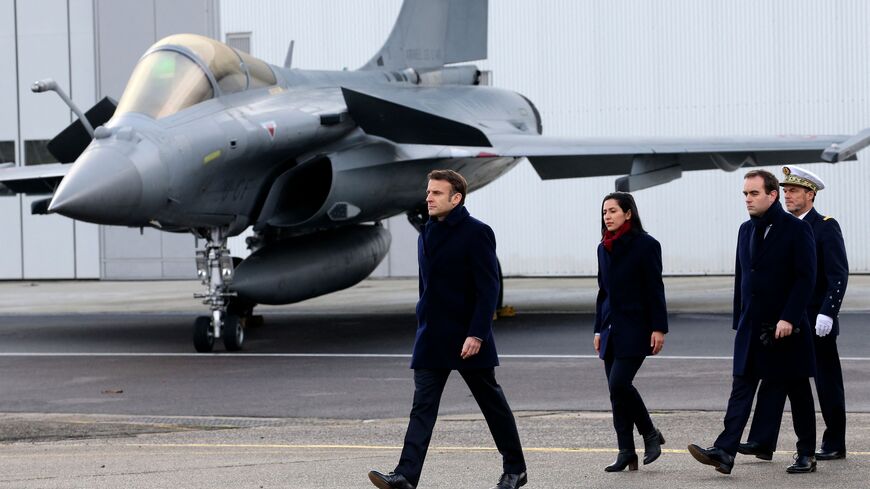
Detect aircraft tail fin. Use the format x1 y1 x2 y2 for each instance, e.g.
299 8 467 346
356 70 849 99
361 0 487 71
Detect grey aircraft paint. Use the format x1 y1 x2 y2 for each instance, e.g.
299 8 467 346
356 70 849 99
0 0 865 352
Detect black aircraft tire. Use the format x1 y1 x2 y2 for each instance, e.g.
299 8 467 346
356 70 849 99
193 316 214 353
222 314 244 352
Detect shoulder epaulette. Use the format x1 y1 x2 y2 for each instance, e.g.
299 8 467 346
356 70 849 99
823 216 833 221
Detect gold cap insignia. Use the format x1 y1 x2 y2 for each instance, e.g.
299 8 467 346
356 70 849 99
780 165 825 192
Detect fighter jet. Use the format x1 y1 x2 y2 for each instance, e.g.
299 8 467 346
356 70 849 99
0 0 865 352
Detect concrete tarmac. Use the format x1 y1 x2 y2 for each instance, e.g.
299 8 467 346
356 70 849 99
0 276 869 488
2 275 869 315
2 411 869 489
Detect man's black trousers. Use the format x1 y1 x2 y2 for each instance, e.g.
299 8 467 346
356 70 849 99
395 368 526 486
716 374 816 456
746 335 845 452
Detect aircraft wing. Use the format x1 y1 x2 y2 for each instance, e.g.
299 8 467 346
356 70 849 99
490 133 852 191
0 163 71 195
490 133 851 179
342 86 856 190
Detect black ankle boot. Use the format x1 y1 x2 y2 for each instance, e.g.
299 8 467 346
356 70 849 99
605 449 639 472
643 428 666 465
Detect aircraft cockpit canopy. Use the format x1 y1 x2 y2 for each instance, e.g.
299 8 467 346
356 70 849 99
116 34 277 119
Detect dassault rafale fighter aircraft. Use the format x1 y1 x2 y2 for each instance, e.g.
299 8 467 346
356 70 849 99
1 0 867 352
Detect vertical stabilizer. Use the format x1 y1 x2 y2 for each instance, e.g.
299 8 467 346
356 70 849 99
361 0 487 71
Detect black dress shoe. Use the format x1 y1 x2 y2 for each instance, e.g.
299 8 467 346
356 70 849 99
786 454 817 473
687 444 734 474
737 441 774 460
815 448 846 460
605 449 638 472
490 471 527 489
643 428 666 465
368 470 415 489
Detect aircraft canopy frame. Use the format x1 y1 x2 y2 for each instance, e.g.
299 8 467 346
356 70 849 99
115 34 276 119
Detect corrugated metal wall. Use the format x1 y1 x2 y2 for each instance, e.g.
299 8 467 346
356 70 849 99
0 0 220 280
221 0 870 275
0 0 101 280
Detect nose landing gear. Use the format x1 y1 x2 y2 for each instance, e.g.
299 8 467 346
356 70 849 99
193 227 244 353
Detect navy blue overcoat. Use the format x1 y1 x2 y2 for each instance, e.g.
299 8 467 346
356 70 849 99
732 201 817 379
594 231 669 359
804 207 849 336
411 205 500 370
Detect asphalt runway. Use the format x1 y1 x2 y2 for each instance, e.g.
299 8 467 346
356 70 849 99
1 309 869 488
1 311 868 417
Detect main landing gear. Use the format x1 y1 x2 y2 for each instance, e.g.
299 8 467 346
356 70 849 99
192 227 247 353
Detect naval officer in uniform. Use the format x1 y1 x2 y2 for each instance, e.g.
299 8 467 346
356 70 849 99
740 166 849 462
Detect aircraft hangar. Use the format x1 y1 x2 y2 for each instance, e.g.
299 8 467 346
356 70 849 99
0 0 219 280
1 0 868 281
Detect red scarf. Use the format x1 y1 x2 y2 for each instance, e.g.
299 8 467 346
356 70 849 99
602 220 632 252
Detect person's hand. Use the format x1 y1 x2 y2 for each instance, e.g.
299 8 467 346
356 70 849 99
593 334 601 353
461 337 482 359
650 331 665 355
815 314 834 337
775 320 793 339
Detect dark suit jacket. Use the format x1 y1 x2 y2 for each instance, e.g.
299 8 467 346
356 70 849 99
732 201 817 379
594 231 668 359
411 205 500 370
804 207 849 336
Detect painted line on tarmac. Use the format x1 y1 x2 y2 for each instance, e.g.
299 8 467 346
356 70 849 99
121 443 870 456
121 443 682 453
1 352 869 361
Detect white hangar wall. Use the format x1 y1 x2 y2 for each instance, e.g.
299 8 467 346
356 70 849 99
0 0 100 280
0 0 219 281
222 0 870 276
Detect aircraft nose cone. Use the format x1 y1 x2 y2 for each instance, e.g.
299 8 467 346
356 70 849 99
49 146 143 225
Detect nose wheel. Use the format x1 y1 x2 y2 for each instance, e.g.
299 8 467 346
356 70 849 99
192 227 246 353
193 316 215 352
222 314 244 351
193 313 245 353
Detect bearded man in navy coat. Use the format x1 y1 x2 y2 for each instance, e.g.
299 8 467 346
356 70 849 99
689 169 817 475
369 170 527 489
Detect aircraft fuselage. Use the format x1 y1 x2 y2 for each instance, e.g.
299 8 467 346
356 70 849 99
50 64 534 237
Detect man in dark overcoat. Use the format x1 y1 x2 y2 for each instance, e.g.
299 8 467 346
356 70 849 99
688 169 817 474
740 165 849 462
369 170 527 489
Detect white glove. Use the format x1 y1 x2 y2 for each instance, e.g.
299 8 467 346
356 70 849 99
815 314 834 337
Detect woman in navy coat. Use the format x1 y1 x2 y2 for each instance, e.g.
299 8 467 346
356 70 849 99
593 192 669 472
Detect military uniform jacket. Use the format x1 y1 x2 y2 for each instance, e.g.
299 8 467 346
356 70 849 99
804 207 849 336
594 231 669 359
732 201 817 379
411 205 500 370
